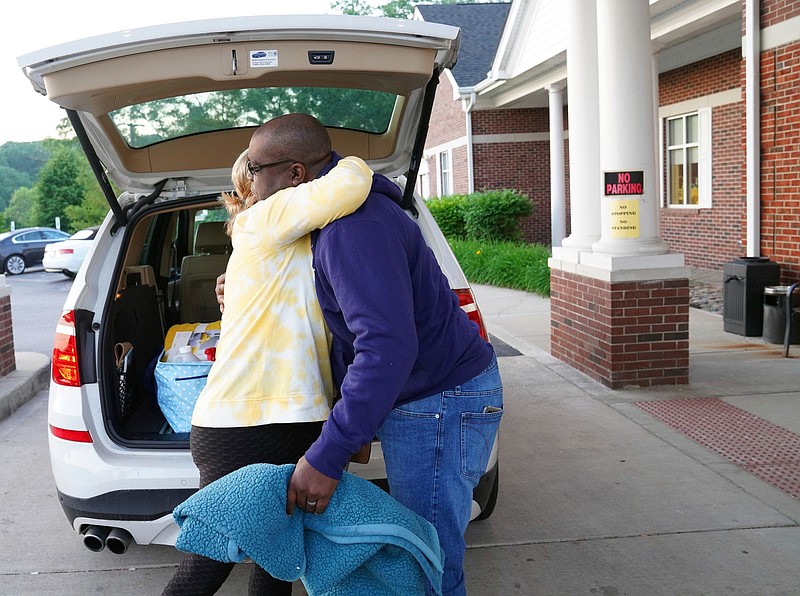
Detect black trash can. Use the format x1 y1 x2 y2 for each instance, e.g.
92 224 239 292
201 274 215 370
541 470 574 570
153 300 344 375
763 286 800 345
723 257 780 336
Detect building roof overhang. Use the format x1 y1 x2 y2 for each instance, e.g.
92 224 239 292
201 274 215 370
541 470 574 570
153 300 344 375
440 0 742 110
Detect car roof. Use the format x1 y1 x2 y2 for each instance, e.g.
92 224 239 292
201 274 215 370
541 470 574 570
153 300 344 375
68 226 100 238
1 227 63 238
18 16 460 201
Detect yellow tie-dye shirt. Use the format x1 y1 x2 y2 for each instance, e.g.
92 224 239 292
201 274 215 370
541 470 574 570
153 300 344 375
191 156 373 428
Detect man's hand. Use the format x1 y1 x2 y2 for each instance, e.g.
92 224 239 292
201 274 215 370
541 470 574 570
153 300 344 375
286 456 339 515
215 273 226 313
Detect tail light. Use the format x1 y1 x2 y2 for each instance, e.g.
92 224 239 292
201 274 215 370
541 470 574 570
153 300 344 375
50 425 92 443
52 310 81 386
57 248 75 255
454 288 489 341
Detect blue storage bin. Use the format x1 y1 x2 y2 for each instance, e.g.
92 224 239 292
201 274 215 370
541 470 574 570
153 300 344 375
155 353 212 432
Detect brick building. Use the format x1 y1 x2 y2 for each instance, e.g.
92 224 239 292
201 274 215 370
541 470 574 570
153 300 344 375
417 0 800 284
418 0 798 387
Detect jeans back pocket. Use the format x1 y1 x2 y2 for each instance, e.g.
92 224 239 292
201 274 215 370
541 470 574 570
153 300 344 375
461 408 503 480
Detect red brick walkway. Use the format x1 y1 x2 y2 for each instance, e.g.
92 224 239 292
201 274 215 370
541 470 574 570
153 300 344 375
635 397 800 499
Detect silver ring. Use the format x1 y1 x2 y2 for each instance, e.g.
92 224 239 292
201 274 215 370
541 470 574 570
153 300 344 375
306 500 317 507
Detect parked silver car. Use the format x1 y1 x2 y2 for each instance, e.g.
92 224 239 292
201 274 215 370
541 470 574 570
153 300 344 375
20 15 498 554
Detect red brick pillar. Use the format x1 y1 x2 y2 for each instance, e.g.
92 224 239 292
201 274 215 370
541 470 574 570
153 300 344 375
550 269 689 389
0 275 15 377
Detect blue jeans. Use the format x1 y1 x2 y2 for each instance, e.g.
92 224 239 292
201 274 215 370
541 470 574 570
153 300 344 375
376 355 503 596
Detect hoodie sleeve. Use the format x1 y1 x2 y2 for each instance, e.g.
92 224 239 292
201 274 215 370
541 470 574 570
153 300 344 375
304 217 419 479
236 156 373 250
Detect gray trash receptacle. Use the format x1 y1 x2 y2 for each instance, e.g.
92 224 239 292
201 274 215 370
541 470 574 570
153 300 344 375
723 257 780 336
763 286 800 345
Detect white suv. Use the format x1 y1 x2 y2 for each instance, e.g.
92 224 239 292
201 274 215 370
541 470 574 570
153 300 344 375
20 15 499 554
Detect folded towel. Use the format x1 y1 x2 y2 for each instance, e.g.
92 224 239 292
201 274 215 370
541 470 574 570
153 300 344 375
173 463 444 595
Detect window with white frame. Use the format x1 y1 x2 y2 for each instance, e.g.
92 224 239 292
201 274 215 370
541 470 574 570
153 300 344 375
664 108 711 208
417 157 431 199
438 150 452 197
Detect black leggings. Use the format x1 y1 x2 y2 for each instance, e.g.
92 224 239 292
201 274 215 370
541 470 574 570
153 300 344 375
161 421 324 596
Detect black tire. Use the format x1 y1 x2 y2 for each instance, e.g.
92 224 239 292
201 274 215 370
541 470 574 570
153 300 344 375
474 463 499 521
4 254 26 275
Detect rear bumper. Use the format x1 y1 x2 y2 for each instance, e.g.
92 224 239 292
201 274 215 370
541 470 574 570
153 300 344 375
58 487 196 524
58 487 196 547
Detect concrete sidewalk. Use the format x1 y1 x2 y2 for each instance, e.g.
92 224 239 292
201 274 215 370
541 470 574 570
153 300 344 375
0 352 50 423
466 283 800 595
472 282 800 431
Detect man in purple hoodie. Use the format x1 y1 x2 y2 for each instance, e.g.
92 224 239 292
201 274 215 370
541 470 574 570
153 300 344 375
265 115 504 596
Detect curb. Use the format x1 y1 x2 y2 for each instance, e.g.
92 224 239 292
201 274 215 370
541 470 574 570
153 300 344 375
0 352 51 423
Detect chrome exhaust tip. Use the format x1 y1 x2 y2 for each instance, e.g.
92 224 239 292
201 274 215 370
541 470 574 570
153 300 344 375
105 527 132 555
82 525 111 552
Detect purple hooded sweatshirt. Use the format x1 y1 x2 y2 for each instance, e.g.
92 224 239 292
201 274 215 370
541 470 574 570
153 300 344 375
304 153 493 479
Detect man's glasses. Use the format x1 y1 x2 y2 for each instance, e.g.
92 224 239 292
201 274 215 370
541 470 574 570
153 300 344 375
246 158 297 176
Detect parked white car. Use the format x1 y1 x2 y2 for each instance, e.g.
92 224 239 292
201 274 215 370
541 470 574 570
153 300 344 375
19 15 498 555
43 226 99 277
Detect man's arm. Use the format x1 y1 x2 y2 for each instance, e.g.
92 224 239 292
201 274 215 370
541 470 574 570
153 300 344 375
287 218 419 514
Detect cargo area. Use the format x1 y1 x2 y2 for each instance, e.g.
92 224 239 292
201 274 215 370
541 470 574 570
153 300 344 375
101 199 229 444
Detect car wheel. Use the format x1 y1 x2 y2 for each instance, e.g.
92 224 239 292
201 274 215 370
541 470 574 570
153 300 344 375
4 254 26 275
62 270 76 279
474 464 499 521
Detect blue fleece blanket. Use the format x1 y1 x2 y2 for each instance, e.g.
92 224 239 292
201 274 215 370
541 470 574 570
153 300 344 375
173 463 443 595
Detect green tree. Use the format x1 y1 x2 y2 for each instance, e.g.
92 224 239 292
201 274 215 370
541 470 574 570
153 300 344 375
380 0 419 18
0 141 51 211
55 117 75 140
63 162 108 231
332 0 489 19
0 166 32 212
1 187 39 230
57 142 119 231
332 0 373 14
33 146 85 231
63 193 106 231
0 141 49 177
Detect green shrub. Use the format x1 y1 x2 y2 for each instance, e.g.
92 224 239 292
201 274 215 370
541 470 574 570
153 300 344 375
449 239 551 297
426 195 468 238
461 190 532 242
428 190 532 242
427 190 546 295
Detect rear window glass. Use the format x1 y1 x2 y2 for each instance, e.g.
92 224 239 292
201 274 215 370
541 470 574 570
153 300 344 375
110 87 397 148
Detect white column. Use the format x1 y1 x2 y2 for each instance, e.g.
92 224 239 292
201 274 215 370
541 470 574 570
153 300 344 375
559 0 601 254
548 84 566 247
745 0 761 256
591 0 669 257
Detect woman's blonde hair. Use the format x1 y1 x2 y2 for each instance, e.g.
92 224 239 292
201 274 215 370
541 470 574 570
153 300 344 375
220 149 258 236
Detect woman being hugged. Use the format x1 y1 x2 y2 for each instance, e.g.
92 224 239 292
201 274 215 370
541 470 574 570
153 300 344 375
162 114 373 596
